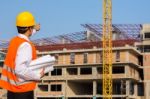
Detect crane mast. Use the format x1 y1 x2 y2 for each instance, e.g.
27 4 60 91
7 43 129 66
102 0 112 99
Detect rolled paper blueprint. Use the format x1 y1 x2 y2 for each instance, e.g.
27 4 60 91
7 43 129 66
30 55 55 66
29 55 55 76
29 62 54 70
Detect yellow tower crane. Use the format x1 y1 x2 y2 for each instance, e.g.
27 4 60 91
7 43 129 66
102 0 112 99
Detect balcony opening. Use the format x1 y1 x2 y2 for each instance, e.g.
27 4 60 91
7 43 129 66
145 32 150 39
139 69 144 80
97 82 102 95
70 53 75 64
130 81 134 95
113 67 124 74
51 68 62 76
116 50 120 62
138 55 143 66
67 68 77 75
144 45 150 52
44 73 49 76
38 85 48 92
100 52 103 63
0 53 5 60
0 63 3 67
97 67 102 74
138 83 144 96
51 84 62 91
80 67 92 75
83 53 88 64
97 81 126 95
113 82 122 94
68 81 93 95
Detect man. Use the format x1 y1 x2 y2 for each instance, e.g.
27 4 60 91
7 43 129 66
0 11 44 99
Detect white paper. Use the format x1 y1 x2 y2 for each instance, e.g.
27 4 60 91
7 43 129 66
30 55 55 66
29 55 55 74
18 55 55 83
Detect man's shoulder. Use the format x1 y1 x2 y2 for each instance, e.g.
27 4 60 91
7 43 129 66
10 36 27 43
9 36 30 47
10 36 18 40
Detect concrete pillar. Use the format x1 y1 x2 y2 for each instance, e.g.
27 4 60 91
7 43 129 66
134 83 137 96
126 51 129 62
49 69 51 76
144 82 150 99
62 68 66 77
49 83 51 93
34 88 38 99
144 82 148 99
126 80 130 99
62 82 65 95
62 96 65 99
34 90 37 99
48 84 50 91
63 54 65 64
125 66 129 78
93 81 97 96
78 67 80 75
93 96 96 99
34 84 39 99
62 68 64 76
92 67 97 76
93 52 96 63
65 80 68 98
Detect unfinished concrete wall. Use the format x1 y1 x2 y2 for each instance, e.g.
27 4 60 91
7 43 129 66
57 52 99 65
87 52 95 64
120 51 127 62
67 81 80 96
58 54 64 65
75 53 83 64
143 54 150 80
112 50 127 63
57 53 70 65
129 51 139 65
143 54 150 99
67 81 93 96
96 52 101 63
143 54 150 67
56 49 140 66
125 66 140 80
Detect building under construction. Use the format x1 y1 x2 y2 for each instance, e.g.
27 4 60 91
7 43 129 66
0 24 150 99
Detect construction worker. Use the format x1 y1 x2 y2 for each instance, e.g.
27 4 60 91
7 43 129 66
0 11 44 99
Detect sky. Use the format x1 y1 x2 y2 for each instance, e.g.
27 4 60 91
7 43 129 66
0 0 150 40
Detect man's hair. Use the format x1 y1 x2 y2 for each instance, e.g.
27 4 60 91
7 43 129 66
17 26 34 34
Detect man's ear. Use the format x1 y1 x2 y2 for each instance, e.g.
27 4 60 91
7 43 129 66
29 27 33 33
28 27 33 36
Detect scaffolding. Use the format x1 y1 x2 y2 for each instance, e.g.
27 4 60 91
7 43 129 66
0 24 142 49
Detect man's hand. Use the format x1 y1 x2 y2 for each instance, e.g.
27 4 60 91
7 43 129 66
34 24 40 31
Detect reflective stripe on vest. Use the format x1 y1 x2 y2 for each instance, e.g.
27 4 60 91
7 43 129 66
1 65 33 85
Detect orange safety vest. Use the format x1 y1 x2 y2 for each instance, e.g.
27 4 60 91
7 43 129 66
0 36 37 92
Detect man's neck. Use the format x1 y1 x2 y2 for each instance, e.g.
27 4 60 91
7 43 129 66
18 34 30 41
24 33 30 38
